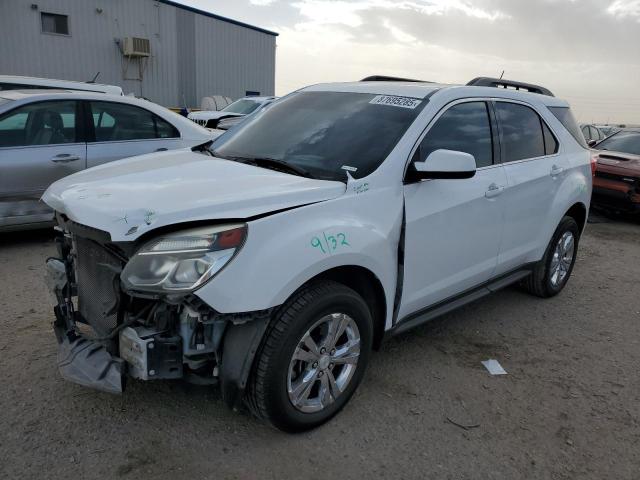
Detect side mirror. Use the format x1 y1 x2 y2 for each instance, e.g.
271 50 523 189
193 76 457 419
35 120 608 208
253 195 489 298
587 139 597 148
412 149 477 180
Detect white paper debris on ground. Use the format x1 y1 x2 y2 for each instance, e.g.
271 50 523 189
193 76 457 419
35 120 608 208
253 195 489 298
482 359 508 375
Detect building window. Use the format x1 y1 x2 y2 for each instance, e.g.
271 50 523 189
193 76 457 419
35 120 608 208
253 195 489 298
41 12 69 35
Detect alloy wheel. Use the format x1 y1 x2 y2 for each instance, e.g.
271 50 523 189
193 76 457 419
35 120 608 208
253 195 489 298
550 231 575 287
287 313 360 413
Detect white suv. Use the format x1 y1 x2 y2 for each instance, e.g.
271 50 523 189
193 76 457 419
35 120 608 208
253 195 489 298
43 77 592 432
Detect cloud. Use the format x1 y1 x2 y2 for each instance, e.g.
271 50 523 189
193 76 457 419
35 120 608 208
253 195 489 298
290 0 508 28
184 0 640 122
249 0 278 5
608 0 640 20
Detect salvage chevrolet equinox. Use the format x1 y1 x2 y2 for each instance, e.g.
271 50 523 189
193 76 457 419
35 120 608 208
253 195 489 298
43 77 592 432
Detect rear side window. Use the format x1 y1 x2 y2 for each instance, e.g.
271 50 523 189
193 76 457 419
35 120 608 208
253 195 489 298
542 122 559 155
419 101 493 168
549 107 587 148
89 101 179 142
495 102 545 162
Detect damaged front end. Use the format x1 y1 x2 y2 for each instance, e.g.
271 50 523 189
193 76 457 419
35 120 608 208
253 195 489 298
46 217 271 407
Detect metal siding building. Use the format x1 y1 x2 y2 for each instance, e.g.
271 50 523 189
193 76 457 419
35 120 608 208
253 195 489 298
0 0 277 107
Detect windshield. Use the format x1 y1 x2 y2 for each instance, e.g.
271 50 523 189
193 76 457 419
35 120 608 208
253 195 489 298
212 91 425 180
596 130 640 155
222 99 261 115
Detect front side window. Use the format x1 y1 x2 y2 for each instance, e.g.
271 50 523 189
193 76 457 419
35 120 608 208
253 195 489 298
596 130 640 155
212 91 425 180
89 101 179 142
0 100 77 147
418 101 493 168
221 99 261 115
495 102 546 162
41 12 69 35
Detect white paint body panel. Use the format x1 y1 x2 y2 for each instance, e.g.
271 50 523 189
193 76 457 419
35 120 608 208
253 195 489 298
42 81 592 332
42 150 346 241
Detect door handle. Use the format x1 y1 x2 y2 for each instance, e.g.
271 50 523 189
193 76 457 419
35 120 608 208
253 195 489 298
51 154 81 163
485 183 505 199
155 148 168 152
550 165 564 177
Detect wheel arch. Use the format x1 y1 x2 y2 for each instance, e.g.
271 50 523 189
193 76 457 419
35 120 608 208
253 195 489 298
564 202 588 235
297 265 388 350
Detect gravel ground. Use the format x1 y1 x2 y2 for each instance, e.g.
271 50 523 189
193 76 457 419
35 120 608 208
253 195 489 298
1 213 639 480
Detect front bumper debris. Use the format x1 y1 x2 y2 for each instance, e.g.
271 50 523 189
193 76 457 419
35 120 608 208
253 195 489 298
57 331 125 394
47 257 126 394
45 227 274 402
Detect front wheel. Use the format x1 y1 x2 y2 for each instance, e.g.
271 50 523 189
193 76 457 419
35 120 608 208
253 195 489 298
245 281 373 432
522 216 580 298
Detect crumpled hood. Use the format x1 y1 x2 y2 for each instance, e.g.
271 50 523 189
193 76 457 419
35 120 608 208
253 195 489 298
42 150 345 241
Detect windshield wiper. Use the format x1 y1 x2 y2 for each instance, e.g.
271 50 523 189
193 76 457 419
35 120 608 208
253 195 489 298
251 157 314 178
211 152 314 178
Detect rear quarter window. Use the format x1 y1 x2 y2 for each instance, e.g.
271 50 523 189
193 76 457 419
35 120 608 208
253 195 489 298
549 107 587 148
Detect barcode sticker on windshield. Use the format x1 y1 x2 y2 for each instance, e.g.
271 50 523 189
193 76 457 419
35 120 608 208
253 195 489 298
370 95 422 109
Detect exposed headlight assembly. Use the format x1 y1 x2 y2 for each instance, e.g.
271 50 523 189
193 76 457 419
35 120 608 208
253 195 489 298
121 224 246 293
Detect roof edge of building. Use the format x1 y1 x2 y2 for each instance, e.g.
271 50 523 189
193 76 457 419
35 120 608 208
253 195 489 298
158 0 279 36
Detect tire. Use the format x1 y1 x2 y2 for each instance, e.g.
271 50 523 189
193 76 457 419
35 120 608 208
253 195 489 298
245 281 373 432
521 216 580 298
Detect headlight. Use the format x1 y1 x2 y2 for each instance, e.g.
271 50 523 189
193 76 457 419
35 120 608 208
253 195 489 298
217 117 237 130
121 224 246 293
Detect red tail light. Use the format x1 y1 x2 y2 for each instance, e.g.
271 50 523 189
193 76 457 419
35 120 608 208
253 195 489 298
591 153 598 176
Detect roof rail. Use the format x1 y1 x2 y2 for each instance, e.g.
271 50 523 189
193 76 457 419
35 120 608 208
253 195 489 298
466 77 554 97
361 75 431 83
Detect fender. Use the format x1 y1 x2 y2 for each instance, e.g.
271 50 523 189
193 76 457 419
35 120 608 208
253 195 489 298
195 184 404 330
533 156 591 260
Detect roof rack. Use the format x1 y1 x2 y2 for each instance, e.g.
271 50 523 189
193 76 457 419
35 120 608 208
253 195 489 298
361 75 431 83
466 77 554 97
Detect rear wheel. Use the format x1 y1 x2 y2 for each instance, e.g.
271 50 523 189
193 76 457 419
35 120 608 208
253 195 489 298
522 216 580 298
245 281 373 432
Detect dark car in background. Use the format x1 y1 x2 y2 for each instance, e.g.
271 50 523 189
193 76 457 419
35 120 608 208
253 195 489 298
592 129 640 213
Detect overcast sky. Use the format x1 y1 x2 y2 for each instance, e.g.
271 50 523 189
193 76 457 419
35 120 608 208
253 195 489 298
185 0 640 123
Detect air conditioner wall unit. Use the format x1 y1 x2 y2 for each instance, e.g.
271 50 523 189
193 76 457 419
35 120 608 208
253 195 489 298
122 37 151 57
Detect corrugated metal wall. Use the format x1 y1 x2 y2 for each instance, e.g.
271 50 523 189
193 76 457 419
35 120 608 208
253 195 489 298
0 0 276 107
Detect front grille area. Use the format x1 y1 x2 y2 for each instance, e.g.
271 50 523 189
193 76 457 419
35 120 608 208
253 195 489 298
74 236 123 337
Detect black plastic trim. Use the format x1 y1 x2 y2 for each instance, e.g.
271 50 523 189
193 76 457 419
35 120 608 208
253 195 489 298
467 77 554 97
219 310 273 409
388 264 535 337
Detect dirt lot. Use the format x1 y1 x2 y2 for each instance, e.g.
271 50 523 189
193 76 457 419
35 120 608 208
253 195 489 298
1 213 639 480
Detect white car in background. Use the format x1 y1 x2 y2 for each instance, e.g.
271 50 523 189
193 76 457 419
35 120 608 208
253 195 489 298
188 96 276 129
0 75 124 95
0 90 213 231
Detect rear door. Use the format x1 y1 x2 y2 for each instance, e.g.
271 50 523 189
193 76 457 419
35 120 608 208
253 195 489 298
86 100 182 169
493 100 565 274
0 99 85 227
399 100 507 318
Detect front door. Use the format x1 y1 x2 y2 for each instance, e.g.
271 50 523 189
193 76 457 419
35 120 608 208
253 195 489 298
399 100 506 320
0 99 85 227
